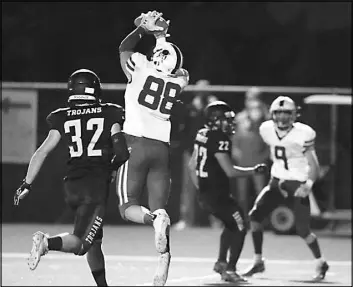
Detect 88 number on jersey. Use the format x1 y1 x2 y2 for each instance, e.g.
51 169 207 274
138 75 181 117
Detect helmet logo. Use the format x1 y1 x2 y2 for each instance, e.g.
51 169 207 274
85 87 95 94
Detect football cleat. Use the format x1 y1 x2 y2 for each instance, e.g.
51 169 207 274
312 261 329 282
221 271 248 283
153 252 171 286
153 210 170 253
28 231 49 270
213 260 228 274
241 259 265 277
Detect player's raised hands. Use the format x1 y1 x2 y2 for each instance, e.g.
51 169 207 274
14 180 31 206
138 11 165 33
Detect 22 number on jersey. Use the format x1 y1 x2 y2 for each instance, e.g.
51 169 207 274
194 144 208 178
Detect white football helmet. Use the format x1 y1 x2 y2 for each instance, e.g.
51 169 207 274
151 39 183 75
269 96 298 130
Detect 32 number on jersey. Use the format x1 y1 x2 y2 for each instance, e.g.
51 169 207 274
64 118 104 158
274 146 288 170
194 144 208 178
138 75 181 116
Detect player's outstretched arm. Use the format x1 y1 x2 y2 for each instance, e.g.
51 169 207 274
110 123 130 171
14 130 61 205
294 147 320 198
188 148 199 189
215 153 267 178
119 11 164 81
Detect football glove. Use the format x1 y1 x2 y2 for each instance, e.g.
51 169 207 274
294 179 313 198
14 180 31 206
139 11 165 33
254 163 267 174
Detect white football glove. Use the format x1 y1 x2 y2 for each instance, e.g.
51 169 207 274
139 11 165 33
294 179 314 198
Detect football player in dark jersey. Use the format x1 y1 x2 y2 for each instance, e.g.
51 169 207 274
13 69 129 286
188 101 267 283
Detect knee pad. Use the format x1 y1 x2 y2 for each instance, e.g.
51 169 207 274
302 232 316 243
250 220 263 232
75 240 92 256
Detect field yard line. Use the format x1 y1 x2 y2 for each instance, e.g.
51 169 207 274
2 252 351 266
140 274 218 285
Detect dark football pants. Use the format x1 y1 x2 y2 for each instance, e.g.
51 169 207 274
249 177 311 237
64 173 110 254
198 194 246 232
116 135 171 219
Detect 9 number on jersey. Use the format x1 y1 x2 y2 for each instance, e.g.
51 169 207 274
274 146 288 170
64 118 104 158
138 75 182 116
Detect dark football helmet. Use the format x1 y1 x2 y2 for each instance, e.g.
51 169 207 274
204 101 236 135
67 69 102 104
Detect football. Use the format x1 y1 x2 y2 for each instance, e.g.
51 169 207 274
134 15 169 32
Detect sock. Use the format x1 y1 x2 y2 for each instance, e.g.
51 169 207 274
92 268 108 286
218 228 232 262
143 213 156 226
125 206 155 225
48 236 63 251
307 238 322 259
228 231 246 271
252 230 263 256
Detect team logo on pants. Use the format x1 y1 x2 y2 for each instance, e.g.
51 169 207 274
232 211 244 231
85 216 103 244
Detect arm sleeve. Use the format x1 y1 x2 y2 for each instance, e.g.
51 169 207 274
125 52 147 75
46 112 63 134
109 105 125 127
303 126 316 151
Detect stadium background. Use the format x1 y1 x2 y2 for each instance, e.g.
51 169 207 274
2 2 351 224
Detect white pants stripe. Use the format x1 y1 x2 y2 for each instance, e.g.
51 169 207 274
117 161 129 205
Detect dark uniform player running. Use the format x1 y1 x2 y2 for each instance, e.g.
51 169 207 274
14 69 129 286
188 101 267 283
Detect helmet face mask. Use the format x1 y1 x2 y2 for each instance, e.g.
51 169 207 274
67 69 102 105
205 101 236 136
151 41 183 74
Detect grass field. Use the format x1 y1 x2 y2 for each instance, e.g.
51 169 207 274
1 224 351 286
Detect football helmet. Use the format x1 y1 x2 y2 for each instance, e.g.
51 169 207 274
269 96 298 130
151 39 183 75
67 69 102 104
204 101 236 135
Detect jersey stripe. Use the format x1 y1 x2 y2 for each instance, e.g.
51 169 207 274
129 57 136 67
126 61 135 73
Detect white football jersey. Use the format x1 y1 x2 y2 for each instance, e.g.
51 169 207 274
259 120 316 181
123 52 188 143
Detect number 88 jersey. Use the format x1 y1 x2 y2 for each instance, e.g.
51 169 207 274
259 120 316 182
123 52 189 143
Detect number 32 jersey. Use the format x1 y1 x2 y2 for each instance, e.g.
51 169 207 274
123 52 189 143
46 103 125 178
259 120 316 182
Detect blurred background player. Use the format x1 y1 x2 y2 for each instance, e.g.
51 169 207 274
13 69 128 286
231 87 270 223
242 96 329 282
118 11 189 286
174 79 218 230
188 101 267 283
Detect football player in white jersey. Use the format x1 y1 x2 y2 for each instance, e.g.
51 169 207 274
118 11 189 286
242 96 329 281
